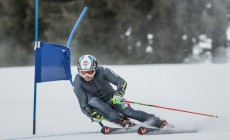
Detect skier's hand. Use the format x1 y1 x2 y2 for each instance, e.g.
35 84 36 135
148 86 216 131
90 112 103 122
111 93 124 104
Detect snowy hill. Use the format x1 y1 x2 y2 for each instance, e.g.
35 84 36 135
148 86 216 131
0 64 230 140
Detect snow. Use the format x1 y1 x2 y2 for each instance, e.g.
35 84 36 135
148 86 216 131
1 64 230 140
226 26 230 41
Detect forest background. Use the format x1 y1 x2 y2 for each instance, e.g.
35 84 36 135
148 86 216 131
1 0 230 67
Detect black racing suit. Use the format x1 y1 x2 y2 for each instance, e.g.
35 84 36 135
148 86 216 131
73 66 156 124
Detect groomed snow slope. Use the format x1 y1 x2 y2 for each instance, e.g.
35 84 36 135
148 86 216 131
0 64 230 140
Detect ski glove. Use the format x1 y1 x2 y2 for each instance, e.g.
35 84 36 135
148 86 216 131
111 92 124 104
90 112 103 122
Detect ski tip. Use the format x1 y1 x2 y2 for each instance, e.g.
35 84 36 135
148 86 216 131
137 127 147 135
101 126 111 134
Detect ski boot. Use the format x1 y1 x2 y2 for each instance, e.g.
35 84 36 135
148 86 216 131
122 118 136 127
113 114 136 127
145 116 168 128
155 119 168 128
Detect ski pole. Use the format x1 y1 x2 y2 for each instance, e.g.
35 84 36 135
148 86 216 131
99 122 104 127
122 100 218 118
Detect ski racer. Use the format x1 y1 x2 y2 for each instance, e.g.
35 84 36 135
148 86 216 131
73 54 168 128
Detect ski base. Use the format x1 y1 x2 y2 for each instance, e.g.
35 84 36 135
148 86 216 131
137 126 198 135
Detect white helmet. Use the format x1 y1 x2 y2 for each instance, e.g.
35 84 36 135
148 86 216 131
77 55 97 78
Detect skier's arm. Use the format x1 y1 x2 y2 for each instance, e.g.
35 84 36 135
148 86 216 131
74 88 92 118
102 67 127 94
73 77 93 118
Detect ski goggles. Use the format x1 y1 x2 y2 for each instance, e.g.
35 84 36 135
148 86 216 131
79 69 95 78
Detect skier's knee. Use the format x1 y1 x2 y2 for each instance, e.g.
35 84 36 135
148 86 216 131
121 108 133 117
88 97 100 106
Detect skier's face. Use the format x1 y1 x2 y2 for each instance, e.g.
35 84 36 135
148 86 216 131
79 69 96 81
83 74 95 81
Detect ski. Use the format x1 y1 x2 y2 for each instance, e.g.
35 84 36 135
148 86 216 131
101 126 139 134
137 126 198 135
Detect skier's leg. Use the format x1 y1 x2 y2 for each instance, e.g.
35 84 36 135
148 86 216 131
110 101 168 128
111 101 153 122
88 97 132 126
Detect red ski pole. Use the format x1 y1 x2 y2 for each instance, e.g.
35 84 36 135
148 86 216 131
122 100 218 118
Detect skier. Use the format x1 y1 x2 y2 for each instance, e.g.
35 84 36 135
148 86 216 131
73 54 168 128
